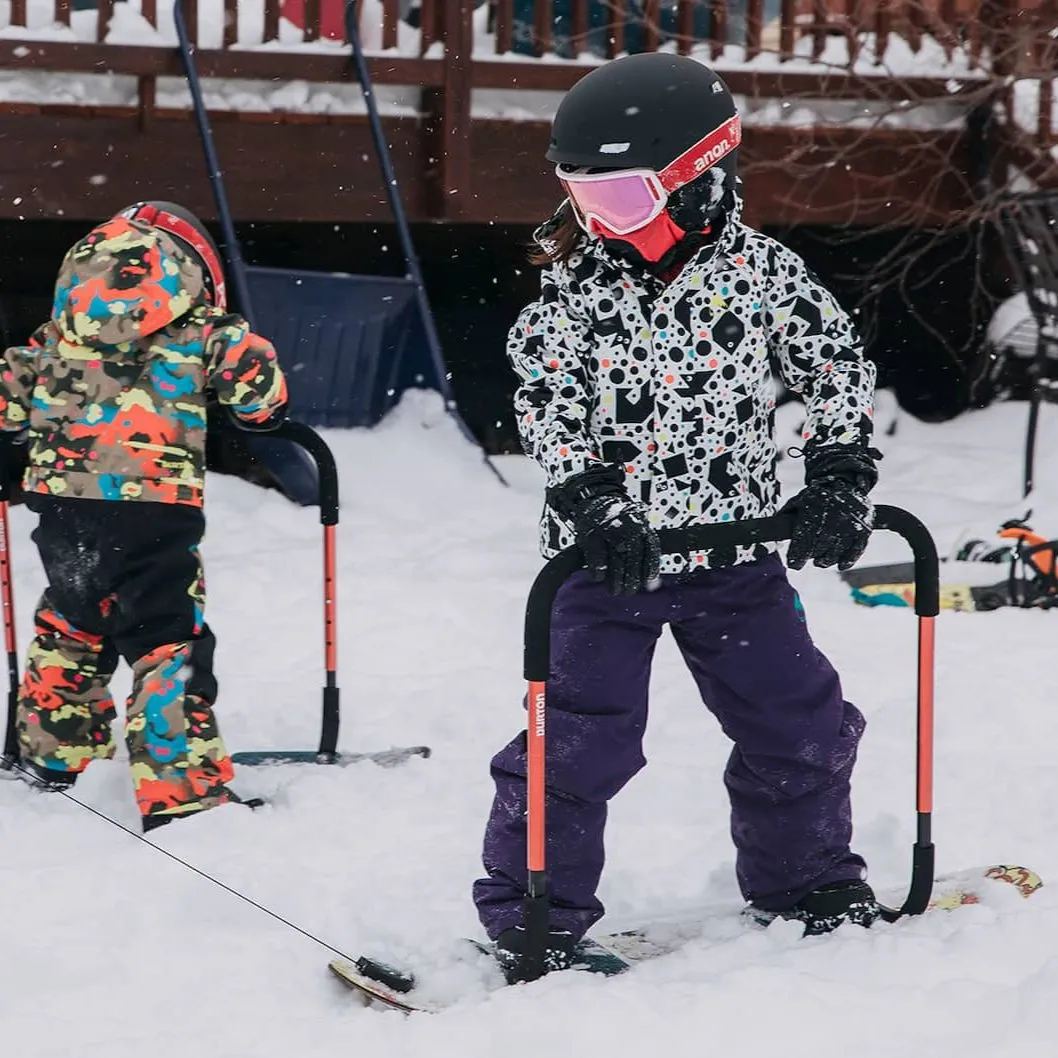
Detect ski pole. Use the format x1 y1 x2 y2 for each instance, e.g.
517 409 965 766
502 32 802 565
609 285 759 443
0 497 19 766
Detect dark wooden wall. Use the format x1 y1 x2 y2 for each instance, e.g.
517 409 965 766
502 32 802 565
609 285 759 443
0 109 974 228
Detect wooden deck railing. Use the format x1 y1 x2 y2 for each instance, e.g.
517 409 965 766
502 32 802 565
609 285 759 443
482 0 992 64
3 0 436 50
3 0 1054 68
0 0 1054 164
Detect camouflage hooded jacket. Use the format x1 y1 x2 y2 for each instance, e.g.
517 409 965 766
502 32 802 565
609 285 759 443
0 216 288 507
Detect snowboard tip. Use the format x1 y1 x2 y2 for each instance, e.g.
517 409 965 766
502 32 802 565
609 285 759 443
981 863 1043 898
328 958 432 1014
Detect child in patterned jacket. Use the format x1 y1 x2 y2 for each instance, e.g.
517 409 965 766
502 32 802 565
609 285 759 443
0 202 288 832
473 54 883 981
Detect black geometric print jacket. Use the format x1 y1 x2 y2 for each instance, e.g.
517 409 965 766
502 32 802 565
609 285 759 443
508 194 877 573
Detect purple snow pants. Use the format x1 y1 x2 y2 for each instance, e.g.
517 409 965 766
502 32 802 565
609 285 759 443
472 553 868 941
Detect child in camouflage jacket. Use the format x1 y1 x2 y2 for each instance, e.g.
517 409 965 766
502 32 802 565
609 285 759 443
0 202 288 832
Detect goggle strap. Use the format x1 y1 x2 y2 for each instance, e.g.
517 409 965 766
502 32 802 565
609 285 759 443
659 114 742 194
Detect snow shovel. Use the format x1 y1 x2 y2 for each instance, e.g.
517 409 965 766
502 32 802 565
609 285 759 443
172 0 505 486
516 504 940 981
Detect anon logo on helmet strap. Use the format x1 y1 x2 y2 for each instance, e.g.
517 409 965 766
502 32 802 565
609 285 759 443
660 114 742 193
693 136 734 172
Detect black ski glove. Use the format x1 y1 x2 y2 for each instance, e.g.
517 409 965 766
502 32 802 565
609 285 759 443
547 464 661 596
782 442 880 572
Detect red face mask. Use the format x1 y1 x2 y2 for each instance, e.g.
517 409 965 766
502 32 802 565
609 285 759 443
595 210 689 263
558 113 741 259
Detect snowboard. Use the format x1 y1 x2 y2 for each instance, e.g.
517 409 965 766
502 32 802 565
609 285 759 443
327 864 1042 1014
840 519 1058 612
840 561 1019 612
328 935 629 1015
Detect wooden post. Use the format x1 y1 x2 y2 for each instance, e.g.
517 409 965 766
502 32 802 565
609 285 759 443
874 0 891 66
383 0 399 49
982 0 1015 79
493 0 514 54
710 0 727 62
419 0 438 53
185 0 199 47
746 0 763 60
933 0 958 64
676 0 695 55
779 0 795 61
642 0 661 52
303 0 320 42
263 0 280 43
1039 78 1053 149
97 0 115 42
137 74 156 134
906 0 925 53
223 0 238 48
423 0 473 220
607 1 625 58
812 0 827 61
845 0 861 64
571 0 589 55
534 0 554 56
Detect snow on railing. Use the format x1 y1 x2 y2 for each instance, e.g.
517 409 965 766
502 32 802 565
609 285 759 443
0 0 424 50
0 0 1054 149
479 0 989 66
0 0 1048 72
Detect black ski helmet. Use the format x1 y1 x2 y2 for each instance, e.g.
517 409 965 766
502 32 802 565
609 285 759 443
547 53 741 229
116 201 227 310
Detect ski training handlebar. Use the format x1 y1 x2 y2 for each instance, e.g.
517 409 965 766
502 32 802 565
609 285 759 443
524 505 939 677
224 411 342 762
516 505 940 982
267 419 340 528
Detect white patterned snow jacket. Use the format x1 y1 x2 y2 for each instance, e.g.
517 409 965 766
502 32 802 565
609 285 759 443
508 198 878 574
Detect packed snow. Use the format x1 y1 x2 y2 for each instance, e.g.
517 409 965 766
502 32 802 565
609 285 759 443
3 388 1058 1057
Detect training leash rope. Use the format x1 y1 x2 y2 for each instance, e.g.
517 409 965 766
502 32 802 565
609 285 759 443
2 757 357 964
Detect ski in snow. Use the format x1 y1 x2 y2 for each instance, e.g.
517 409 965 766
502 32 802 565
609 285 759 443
327 864 1043 1014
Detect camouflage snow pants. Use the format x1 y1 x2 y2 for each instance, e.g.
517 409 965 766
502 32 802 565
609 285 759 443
17 497 236 826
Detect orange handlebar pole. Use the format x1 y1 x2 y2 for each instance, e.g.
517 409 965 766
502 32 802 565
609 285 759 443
0 500 20 764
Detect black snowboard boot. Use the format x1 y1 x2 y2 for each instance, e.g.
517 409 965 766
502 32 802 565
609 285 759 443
142 789 265 834
749 879 881 936
493 924 578 984
14 759 79 792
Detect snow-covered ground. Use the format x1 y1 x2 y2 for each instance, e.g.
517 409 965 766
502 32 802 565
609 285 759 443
4 389 1058 1057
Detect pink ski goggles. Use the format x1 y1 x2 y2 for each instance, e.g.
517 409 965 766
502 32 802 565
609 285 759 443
558 114 742 236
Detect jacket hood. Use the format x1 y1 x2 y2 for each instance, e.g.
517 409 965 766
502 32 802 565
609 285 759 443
51 217 209 350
